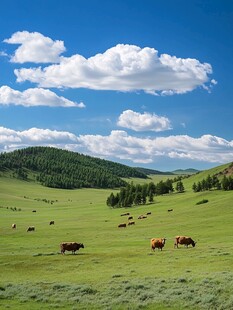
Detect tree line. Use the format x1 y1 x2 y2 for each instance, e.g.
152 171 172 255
106 178 185 208
192 174 233 192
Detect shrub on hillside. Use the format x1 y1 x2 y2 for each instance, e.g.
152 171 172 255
196 199 209 205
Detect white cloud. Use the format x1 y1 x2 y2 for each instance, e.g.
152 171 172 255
4 31 66 63
0 127 232 165
14 43 214 95
0 51 8 57
0 86 85 108
0 127 78 152
117 110 172 132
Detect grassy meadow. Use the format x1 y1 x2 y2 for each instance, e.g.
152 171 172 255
0 171 233 309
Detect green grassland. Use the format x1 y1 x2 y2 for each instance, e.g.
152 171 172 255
0 171 233 310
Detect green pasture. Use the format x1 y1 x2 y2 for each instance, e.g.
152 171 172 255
0 174 233 309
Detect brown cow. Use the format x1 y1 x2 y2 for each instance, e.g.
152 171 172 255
60 242 84 254
138 215 147 219
27 226 35 232
12 223 16 229
128 221 135 225
49 221 55 225
121 212 130 216
174 236 196 248
151 238 166 251
118 223 127 228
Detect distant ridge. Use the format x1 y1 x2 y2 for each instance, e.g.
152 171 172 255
135 167 174 175
172 168 200 175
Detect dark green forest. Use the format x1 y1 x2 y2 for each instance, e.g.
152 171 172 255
0 147 147 189
106 179 175 208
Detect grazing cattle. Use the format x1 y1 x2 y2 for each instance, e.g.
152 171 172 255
128 221 135 225
12 223 16 229
60 242 84 254
151 238 166 251
128 216 133 220
27 226 35 232
168 209 173 212
138 215 147 219
118 223 127 228
146 212 152 215
174 236 196 248
49 221 55 225
121 212 130 216
32 210 36 213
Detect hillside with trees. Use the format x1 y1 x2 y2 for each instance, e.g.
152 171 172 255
0 147 147 189
107 162 233 208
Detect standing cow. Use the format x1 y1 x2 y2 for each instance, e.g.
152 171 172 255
118 223 127 228
27 226 35 232
151 238 166 251
49 221 55 225
174 236 196 248
60 242 84 254
12 223 16 229
128 221 135 225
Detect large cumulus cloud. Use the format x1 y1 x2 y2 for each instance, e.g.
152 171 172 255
0 127 232 165
12 41 213 95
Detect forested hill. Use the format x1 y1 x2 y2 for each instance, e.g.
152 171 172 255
0 147 147 189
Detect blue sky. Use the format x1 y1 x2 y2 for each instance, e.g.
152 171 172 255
0 0 232 171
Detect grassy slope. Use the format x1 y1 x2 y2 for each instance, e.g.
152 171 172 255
0 169 233 309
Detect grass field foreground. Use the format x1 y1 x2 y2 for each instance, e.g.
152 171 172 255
0 173 233 309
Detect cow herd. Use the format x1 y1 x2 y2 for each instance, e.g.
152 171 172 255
10 209 196 256
118 211 152 228
118 212 196 251
12 221 55 232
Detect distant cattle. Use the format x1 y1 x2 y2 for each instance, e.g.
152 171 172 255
27 226 35 232
138 215 147 219
146 212 152 215
128 216 133 220
128 221 135 226
12 223 16 229
168 209 173 212
32 210 37 213
118 223 127 228
49 221 55 225
151 238 166 251
121 212 130 216
174 236 196 248
60 242 84 254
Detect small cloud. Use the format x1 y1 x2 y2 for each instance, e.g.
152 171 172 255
117 109 172 132
181 122 186 128
0 51 8 57
4 31 66 63
211 79 218 85
0 86 85 108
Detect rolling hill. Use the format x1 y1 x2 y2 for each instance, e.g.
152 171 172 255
0 146 147 189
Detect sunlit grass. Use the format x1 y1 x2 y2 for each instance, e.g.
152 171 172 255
0 173 233 309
